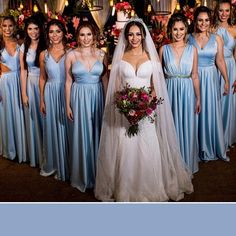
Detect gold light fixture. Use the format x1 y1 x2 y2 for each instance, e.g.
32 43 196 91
65 0 69 6
44 1 48 13
19 1 24 10
176 1 180 11
147 4 152 13
77 0 103 12
131 9 135 17
109 0 113 7
33 2 39 12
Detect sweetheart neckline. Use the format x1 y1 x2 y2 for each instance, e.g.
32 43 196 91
120 60 151 76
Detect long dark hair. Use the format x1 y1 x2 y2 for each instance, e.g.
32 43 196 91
46 19 67 50
23 16 46 71
213 0 233 27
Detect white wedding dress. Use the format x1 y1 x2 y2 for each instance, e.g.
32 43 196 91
95 60 193 202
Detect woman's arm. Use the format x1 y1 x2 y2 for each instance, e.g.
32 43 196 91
19 50 29 107
65 51 74 121
191 46 201 114
39 51 47 115
215 34 229 95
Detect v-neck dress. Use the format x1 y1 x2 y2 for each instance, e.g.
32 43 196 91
69 55 104 192
163 44 199 173
0 46 27 162
189 33 228 161
216 27 236 148
20 44 43 167
40 50 69 181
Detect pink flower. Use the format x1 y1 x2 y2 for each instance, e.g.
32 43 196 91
232 0 236 6
140 93 149 102
146 108 153 115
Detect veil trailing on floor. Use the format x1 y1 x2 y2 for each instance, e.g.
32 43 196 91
95 17 193 201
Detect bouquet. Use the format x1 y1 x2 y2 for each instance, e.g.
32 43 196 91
114 84 163 137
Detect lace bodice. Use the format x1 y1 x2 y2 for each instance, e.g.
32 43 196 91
119 60 152 88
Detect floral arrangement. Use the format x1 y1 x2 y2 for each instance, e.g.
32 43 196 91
181 5 194 25
114 84 163 137
115 1 132 13
7 9 31 29
150 16 170 49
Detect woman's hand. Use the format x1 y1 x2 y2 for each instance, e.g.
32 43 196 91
22 94 29 107
223 80 229 96
40 101 46 115
195 98 201 114
66 106 73 121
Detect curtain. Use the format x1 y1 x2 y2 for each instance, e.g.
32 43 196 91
90 0 110 31
150 0 176 14
0 0 9 13
37 0 65 13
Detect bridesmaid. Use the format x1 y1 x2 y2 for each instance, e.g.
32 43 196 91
213 0 236 148
39 19 69 181
0 16 27 162
20 16 46 167
159 13 200 173
188 6 229 161
65 22 108 192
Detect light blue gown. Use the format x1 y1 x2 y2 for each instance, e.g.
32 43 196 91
69 55 104 192
216 27 236 148
20 44 43 167
163 44 199 173
189 33 228 161
41 50 69 181
0 46 27 162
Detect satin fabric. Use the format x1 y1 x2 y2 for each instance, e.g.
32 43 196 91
20 44 43 167
95 59 193 202
0 46 27 162
69 59 104 192
216 27 236 148
41 51 69 181
189 34 228 161
163 44 199 173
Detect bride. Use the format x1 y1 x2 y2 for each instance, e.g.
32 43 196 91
95 17 193 202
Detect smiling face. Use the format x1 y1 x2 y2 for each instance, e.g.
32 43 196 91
27 23 40 41
195 12 211 32
1 19 15 38
171 21 187 42
77 27 94 48
218 2 231 23
127 25 143 49
48 24 63 44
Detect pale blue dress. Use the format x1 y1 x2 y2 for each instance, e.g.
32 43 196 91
69 54 104 192
189 34 228 161
0 46 27 162
216 27 236 148
20 44 43 167
41 50 69 181
163 44 199 173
